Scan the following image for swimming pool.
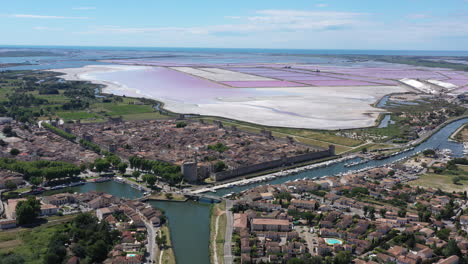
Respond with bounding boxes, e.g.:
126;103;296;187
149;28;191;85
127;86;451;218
324;238;343;245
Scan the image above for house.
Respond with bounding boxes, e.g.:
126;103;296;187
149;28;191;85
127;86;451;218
290;199;317;210
460;215;468;226
42;193;75;206
388;245;407;257
233;213;248;232
260;192;274;200
250;218;292;232
40;203;58;216
436;256;459;264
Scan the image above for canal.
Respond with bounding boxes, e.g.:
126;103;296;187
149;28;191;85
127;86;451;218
68;117;467;264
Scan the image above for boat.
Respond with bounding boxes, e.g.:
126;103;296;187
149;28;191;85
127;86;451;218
69;182;85;187
114;177;124;183
94;177;111;183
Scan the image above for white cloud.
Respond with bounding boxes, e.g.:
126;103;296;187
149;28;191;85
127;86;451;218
2;14;89;19
81;9;364;36
316;3;328;8
33;26;64;31
73;8;468;50
72;7;96;10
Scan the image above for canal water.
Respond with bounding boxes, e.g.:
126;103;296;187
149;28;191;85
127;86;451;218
68;117;467;264
215;117;468;196
69;181;211;264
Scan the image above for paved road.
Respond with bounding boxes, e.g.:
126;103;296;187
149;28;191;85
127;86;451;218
143;220;157;264
224;200;234;264
0;190;4;217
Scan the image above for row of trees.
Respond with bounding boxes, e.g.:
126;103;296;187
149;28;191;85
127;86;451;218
128;156;182;185
42;122;77;141
0;158;81;181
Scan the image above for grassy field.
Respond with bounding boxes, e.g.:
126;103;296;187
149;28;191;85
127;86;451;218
452;124;468;142
56;111;99;120
409;165;468;192
0;215;76;263
198;117;364;154
159;225;176;264
210;201;226;264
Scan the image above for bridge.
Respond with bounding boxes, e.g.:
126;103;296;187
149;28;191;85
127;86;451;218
184;193;223;203
134;193;223;203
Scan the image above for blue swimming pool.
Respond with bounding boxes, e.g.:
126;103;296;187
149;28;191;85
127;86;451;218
324;238;343;245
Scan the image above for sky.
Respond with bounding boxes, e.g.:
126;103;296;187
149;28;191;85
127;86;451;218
1;0;468;50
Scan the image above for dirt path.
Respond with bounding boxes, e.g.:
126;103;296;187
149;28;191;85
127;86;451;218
212;207;225;264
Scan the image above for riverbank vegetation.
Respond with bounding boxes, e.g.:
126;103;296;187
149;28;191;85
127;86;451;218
210;201;226;264
158;225;176;264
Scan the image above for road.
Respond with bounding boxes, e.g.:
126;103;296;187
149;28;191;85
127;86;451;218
224;200;234;264
143;220;157;264
0;190;4;217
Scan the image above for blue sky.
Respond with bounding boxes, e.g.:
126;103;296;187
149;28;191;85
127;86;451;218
1;0;468;50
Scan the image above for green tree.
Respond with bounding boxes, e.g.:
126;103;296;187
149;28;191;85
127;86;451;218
452;177;461;185
117;162;128;174
0;254;25;264
213;161;227;172
142;174;157;186
442;239;461;257
132;171;141;180
16;197;41;225
423;149;436;157
4;180;16;190
436;228;451;241
379;208;387;218
334;251;351;264
94;159;111;173
9;149;20;156
87;240;109;263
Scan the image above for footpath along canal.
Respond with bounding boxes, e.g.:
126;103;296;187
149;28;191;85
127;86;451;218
69;117;467;264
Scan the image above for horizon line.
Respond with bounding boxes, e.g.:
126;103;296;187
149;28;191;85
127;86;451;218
1;44;468;53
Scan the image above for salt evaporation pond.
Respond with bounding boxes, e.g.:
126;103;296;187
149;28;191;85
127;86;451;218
57;65;407;129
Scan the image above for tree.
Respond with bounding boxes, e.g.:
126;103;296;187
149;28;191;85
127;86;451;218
142;174;157;186
436;228;451;241
9;149;20;156
87;240;109;263
94;159;111;173
452;177;461;185
156;233;167;249
213;161;227;172
379;208;387;218
423;149;436;157
442;239;461;257
132;171;141;180
117;162;128;174
16;197;41;225
4;180;16;190
334;251;351;264
0;254;25;264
